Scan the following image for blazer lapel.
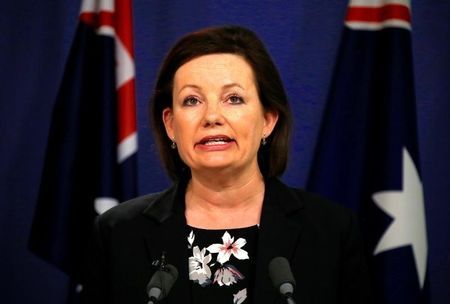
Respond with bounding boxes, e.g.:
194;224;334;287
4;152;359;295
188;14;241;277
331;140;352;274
254;178;304;304
141;181;192;304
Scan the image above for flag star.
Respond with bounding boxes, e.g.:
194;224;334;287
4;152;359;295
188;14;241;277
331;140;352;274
372;147;428;288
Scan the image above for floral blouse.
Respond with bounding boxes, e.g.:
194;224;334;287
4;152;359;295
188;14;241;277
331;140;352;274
187;225;259;304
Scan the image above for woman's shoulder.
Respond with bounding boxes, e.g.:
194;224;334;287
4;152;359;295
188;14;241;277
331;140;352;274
271;179;363;250
96;185;177;228
269;178;352;214
268;178;356;227
295;187;352;215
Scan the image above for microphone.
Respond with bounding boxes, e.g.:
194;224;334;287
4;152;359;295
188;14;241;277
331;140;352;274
268;257;297;304
146;264;179;304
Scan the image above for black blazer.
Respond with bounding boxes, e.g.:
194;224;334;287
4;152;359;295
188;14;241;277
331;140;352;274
81;178;371;304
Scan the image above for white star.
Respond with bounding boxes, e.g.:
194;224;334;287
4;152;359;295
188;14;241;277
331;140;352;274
372;147;428;288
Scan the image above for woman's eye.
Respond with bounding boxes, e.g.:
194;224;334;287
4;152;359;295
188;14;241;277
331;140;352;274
228;95;244;104
183;96;200;106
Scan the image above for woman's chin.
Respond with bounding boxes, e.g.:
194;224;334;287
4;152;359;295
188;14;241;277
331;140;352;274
191;160;243;175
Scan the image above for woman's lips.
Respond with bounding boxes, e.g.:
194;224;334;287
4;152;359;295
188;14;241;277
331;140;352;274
196;135;235;151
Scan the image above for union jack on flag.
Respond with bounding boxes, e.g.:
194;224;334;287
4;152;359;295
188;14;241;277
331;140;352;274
29;0;138;296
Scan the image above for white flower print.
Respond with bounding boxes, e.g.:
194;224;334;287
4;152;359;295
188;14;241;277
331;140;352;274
233;288;247;304
187;230;195;249
188;246;212;286
213;264;245;286
207;231;249;264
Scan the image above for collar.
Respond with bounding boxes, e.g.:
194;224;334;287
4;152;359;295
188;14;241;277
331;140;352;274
141;178;188;223
141;176;304;223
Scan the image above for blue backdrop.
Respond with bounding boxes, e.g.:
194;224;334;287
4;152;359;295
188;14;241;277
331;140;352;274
1;1;449;303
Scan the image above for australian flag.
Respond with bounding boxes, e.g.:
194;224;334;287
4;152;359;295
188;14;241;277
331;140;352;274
307;0;428;303
28;0;138;291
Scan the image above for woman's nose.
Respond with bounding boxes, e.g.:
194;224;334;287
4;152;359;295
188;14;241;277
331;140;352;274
203;101;224;127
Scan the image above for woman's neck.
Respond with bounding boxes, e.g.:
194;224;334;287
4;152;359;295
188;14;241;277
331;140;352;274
185;168;265;229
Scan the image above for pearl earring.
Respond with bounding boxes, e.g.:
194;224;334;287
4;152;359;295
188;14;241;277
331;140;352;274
261;134;267;146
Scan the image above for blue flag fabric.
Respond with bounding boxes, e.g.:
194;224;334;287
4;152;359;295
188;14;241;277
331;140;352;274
306;1;429;303
28;0;138;284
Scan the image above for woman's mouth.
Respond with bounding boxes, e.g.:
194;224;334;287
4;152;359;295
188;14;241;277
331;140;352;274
196;135;235;150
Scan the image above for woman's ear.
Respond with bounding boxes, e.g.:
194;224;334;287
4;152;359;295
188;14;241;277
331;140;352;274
263;110;279;137
162;107;174;139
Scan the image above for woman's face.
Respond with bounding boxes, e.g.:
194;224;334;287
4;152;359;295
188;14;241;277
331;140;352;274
163;53;278;176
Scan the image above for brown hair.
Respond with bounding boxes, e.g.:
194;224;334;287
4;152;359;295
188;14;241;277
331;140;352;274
150;25;292;180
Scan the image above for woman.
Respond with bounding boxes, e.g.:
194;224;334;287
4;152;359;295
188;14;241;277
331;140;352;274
82;26;371;304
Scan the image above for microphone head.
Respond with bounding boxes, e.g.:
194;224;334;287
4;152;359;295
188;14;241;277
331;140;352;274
268;257;296;292
163;264;179;293
146;264;179;299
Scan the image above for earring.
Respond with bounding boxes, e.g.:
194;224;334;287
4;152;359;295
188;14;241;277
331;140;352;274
261;134;267;146
171;138;176;149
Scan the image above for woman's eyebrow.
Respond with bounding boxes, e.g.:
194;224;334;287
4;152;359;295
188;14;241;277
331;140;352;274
222;83;245;90
176;84;201;95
